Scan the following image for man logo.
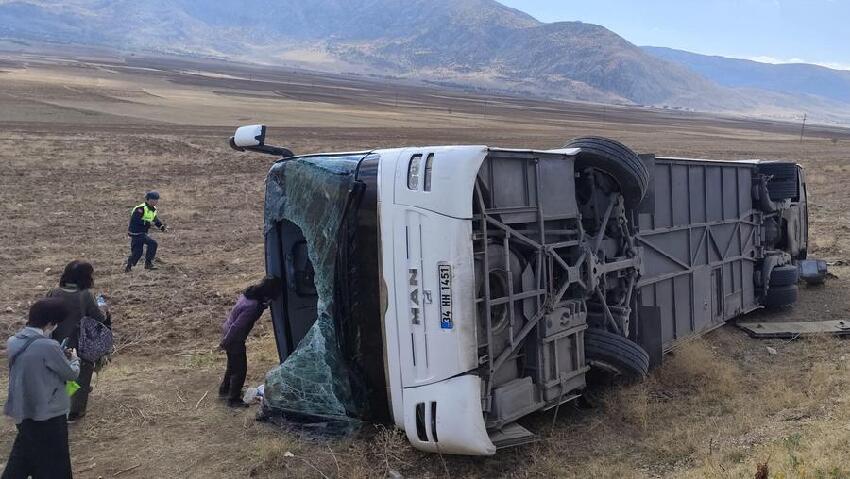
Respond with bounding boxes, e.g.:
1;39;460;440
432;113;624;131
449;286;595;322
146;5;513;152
409;268;420;324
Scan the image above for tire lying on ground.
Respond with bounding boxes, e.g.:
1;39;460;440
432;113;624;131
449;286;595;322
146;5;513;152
564;136;650;208
769;264;800;287
764;284;799;309
584;328;650;379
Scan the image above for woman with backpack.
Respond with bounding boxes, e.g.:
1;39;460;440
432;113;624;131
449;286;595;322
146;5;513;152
47;260;110;422
219;277;281;407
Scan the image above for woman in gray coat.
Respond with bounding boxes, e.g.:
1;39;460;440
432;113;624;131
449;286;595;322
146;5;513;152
3;298;80;479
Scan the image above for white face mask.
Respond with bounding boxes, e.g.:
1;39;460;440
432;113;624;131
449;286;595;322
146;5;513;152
44;324;57;337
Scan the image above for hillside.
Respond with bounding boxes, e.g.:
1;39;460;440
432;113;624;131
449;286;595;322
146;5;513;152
1;0;848;122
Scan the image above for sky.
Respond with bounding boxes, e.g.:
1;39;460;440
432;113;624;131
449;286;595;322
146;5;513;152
497;0;850;70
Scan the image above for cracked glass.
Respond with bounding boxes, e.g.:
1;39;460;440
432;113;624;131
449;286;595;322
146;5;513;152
262;155;365;427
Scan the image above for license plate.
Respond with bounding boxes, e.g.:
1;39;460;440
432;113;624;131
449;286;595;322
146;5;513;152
438;263;453;330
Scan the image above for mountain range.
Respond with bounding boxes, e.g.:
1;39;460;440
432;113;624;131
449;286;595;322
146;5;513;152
643;46;850;105
1;0;848;124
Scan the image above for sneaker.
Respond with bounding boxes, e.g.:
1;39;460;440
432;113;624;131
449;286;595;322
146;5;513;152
124;263;132;273
144;262;158;270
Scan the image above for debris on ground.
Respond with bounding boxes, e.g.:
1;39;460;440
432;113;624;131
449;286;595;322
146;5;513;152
738;320;850;339
243;384;264;403
799;259;829;285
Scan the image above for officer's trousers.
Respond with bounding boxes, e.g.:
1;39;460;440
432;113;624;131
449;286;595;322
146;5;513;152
128;234;158;266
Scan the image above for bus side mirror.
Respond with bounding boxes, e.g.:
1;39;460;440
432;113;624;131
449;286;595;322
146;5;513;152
232;124;266;149
229;124;294;158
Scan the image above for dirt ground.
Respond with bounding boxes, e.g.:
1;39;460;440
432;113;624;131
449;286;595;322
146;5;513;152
1;51;849;478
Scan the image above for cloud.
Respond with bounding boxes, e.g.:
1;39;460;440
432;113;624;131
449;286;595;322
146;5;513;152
749;56;850;71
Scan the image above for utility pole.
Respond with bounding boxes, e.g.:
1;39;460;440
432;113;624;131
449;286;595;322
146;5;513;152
800;113;807;144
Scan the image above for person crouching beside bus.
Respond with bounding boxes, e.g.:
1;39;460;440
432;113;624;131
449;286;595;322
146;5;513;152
3;298;80;479
218;277;281;408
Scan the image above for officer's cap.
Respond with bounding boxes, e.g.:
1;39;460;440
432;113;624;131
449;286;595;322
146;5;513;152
145;191;160;200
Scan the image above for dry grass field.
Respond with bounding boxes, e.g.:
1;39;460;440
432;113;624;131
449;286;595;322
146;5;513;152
1;51;849;478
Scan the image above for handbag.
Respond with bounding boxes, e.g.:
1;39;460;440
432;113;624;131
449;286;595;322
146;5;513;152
77;293;114;362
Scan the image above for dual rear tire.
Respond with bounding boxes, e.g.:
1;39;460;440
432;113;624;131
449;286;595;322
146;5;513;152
764;285;798;309
765;264;799;309
769;264;799;287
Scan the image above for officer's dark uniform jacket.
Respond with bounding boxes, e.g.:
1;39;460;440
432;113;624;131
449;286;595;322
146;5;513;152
128;203;163;235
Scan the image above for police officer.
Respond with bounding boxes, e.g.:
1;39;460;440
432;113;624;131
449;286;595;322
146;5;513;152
125;191;167;272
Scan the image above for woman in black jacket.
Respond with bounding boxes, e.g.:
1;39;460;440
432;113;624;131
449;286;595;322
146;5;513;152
47;260;110;421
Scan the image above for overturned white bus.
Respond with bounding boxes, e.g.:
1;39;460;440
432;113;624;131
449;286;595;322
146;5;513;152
230;125;812;455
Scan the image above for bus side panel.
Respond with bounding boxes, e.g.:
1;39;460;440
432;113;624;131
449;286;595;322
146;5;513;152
637;159;759;351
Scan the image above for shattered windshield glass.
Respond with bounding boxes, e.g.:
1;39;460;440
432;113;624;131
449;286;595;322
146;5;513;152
261;155;366;428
